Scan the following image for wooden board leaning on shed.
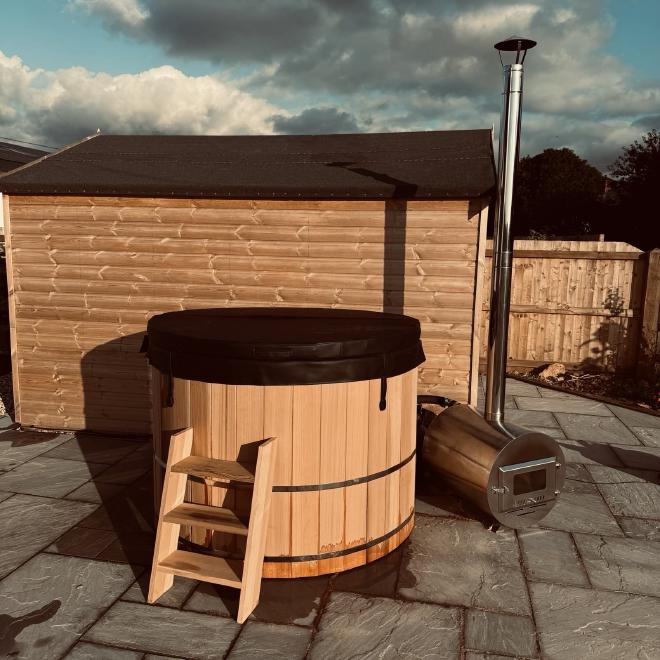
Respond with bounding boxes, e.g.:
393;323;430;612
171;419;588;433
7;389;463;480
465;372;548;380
4;195;489;434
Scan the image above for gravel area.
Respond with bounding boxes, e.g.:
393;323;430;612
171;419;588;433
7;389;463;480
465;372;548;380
0;373;14;418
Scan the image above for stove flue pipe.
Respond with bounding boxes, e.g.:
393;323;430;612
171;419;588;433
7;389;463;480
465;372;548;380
485;36;537;435
420;37;566;529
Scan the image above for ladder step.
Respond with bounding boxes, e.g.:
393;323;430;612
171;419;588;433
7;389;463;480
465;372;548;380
164;503;249;535
172;456;256;484
158;550;243;588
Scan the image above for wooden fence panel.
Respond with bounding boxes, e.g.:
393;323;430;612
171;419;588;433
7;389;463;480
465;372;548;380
480;240;646;371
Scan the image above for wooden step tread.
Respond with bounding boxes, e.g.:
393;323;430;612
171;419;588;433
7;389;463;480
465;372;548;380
164;503;249;535
172;455;256;484
158;550;243;588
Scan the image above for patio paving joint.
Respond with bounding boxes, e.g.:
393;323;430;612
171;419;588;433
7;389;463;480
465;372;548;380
514;529;542;659
568;531;594;589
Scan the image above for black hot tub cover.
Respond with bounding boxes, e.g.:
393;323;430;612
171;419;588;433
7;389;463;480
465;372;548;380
145;308;425;389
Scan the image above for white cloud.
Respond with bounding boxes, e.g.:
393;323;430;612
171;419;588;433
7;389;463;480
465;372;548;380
0;52;283;146
68;0;148;28
453;4;541;39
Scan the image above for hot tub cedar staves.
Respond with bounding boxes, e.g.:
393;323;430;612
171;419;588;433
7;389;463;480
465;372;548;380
0;132;495;434
151;369;419;578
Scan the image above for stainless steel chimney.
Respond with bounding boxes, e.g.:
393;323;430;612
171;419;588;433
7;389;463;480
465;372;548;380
421;37;566;529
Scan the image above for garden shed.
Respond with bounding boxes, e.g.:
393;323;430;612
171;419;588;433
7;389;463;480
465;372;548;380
0;130;495;435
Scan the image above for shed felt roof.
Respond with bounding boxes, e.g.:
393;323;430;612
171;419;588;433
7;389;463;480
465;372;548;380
0;130;495;199
0;141;49;174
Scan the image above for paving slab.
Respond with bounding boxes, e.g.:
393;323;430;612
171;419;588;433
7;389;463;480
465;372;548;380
587;465;660;520
556;438;621;466
228;621;312;659
122;573;197;608
398;516;530;615
0;553;135;659
65;480;125;503
554;412;639;445
84;600;240;659
617;516;660;541
78;483;154;535
96;532;155;565
608;404;660;429
44;434;140;464
0;429;72;471
530;582;660;660
309;592;460;660
538;467;623;537
537;387;574;398
0;456;108;498
610;444;660;470
64;642;143;659
184;575;330;626
502;410;559;428
518;528;589;587
573;533;660;597
474;395;518;413
332;545;402;597
465;609;537;658
516;397;612;415
631;426;660;447
47;525;117;559
0;415;16;429
0;494;97;579
503;380;541;397
465;654;533;660
94;448;152;485
526;425;566;439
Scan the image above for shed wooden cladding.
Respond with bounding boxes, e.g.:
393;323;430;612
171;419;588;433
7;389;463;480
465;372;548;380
152;369;417;578
4;194;489;433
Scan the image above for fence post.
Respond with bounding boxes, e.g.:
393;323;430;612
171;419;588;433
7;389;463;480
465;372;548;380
637;248;660;381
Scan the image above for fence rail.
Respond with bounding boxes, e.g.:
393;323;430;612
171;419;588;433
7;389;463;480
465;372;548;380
479;240;659;374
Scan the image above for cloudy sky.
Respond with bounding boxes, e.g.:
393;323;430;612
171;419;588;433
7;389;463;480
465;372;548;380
1;0;658;171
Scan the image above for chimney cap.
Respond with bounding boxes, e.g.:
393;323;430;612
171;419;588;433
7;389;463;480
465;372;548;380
494;35;537;52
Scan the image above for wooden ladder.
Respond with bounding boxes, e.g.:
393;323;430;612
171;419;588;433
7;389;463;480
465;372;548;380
148;428;277;623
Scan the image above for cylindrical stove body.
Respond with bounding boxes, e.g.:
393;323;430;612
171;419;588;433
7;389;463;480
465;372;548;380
422;404;565;528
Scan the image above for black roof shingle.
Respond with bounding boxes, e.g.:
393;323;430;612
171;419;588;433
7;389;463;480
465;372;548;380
0;141;49;174
0;131;495;199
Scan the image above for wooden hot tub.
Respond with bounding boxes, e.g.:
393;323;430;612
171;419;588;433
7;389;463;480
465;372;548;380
146;308;425;578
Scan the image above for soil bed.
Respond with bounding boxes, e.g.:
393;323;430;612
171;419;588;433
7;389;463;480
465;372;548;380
509;365;659;414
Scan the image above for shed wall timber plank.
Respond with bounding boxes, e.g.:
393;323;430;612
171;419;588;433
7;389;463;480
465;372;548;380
7;195;487;432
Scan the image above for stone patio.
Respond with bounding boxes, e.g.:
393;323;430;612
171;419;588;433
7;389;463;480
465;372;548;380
0;377;659;659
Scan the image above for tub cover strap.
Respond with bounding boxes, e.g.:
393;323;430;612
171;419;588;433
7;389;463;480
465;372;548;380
166;352;174;407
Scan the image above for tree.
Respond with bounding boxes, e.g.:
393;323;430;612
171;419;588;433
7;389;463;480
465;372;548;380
512;148;605;238
609;130;660;249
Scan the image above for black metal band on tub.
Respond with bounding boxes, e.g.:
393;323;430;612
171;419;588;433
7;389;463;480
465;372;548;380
178;511;415;563
273;448;415;492
172;448;416;492
264;511;414;562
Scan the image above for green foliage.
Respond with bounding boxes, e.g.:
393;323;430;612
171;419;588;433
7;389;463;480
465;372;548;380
513;148;605;237
611;129;660;191
608;130;660;249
